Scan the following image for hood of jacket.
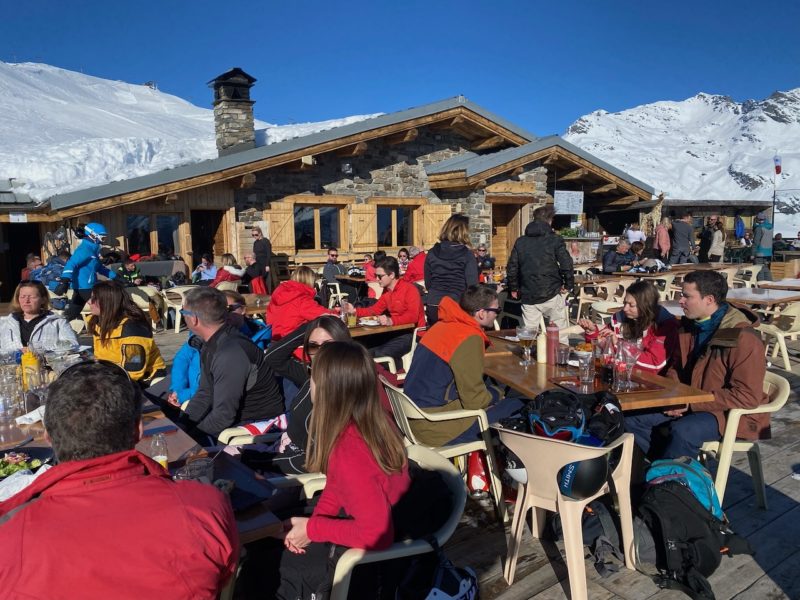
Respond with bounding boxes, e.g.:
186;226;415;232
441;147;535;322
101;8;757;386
269;280;316;307
524;221;552;237
436;297;488;344
222;265;245;277
430;241;471;261
757;221;774;231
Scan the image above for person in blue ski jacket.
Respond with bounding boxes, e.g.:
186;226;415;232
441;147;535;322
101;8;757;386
54;223;117;322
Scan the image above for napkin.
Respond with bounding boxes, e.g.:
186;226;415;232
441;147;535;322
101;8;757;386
15;405;45;425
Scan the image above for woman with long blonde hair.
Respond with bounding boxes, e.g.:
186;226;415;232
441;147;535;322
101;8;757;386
424;214;479;325
266;265;335;340
272;341;409;595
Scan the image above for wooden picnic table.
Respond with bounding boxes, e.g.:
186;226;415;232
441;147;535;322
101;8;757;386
243;293;270;316
573;274;620;286
348;322;415;338
757;278;800;291
726;287;800;308
772;249;800;261
483;352;713;411
335;274;366;283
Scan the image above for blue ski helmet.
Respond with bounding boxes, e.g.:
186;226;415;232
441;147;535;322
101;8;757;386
84;222;108;244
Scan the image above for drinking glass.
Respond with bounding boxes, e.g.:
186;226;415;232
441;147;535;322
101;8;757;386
516;326;536;367
621;340;643;391
556;344;571;366
576;352;595;384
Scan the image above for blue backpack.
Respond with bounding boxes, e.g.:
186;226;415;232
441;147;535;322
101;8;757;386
645;456;723;521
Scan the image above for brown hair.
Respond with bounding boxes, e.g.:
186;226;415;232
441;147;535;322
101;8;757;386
222;289;246;305
87;281;149;344
438;214;471;245
302;315;351;362
533;205;555;223
305;341;406;475
622;280;660;340
11;281;50;315
460;284;498;315
291;265;317;288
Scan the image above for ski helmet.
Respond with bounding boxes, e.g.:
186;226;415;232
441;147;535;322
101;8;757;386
84;222;108;244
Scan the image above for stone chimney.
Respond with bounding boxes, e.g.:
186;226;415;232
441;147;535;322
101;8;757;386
208;68;257;156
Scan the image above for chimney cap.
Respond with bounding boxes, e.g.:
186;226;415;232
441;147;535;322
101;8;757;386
207;67;257;88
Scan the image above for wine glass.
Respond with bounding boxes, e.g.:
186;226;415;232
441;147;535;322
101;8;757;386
621;340;643;391
516;326;536;367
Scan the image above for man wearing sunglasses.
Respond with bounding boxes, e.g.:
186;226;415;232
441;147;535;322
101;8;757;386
322;246;357;303
179;287;284;443
404;285;523;446
0;361;239;598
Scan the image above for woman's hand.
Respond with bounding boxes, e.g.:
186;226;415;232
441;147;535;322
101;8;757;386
284;516;311;554
577;318;598;334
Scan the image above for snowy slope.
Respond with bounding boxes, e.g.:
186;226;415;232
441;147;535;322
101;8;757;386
0;62;377;202
564;89;800;235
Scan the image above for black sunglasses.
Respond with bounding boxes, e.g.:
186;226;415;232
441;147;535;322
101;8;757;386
482;307;501;313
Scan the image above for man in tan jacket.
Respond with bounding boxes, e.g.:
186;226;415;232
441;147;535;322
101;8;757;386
625;270;768;459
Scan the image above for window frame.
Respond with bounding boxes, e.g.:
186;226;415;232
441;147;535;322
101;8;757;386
367;197;425;251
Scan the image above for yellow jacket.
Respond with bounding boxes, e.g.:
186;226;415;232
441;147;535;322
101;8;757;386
92;317;166;383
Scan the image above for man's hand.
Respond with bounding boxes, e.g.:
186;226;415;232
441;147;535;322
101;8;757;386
341;301;356;315
378;315;392;326
284;516;311;554
167;392;180;407
664;405;688;418
510;291;519;300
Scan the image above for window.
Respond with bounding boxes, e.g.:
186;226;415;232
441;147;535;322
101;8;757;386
377;206;414;248
294;205;341;251
126;215;150;256
156;215;179;256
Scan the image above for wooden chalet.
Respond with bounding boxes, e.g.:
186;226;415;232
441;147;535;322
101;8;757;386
0;68;656;298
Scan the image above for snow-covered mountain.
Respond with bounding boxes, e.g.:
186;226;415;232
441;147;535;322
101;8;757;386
564;89;800;235
0;62;377;202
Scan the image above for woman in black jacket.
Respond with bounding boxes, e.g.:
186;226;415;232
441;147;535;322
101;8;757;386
424;214;479;325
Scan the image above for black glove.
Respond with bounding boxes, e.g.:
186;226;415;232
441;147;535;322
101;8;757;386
54;279;70;296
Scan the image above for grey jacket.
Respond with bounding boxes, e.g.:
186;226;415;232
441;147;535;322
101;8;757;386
0;312;79;352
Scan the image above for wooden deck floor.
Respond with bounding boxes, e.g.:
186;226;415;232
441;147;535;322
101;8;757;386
136;329;800;599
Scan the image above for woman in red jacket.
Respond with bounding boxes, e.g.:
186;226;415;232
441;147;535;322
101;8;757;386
268;341;409;597
578;280;679;373
266;266;335;340
209;253;245;288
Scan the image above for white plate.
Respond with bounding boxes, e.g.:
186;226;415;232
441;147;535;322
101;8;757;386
503;335;520;342
359;319;380;327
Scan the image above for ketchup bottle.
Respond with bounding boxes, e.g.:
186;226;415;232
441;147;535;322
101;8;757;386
546;322;559;365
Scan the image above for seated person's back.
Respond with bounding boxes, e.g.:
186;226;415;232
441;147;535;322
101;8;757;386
0;362;238;599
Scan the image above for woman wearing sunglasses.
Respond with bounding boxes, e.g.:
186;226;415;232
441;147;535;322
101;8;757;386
266;341;409;595
0;280;78;352
87;281;166;384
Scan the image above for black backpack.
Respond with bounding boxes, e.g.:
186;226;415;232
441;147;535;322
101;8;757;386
636;481;753;600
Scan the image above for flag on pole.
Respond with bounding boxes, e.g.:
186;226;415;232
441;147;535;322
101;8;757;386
774;155;782;175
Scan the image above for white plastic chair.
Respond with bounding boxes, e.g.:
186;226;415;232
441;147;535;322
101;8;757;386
304;445;467;600
161;285;196;333
700;372;790;509
652;273;676;301
495;427;635;599
733;264;763;288
125;286;167;332
756;302;800;371
380;377;507;522
373;326;426;378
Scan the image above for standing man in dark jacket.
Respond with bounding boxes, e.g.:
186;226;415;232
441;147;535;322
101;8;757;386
669;213;695;264
180;287;283;442
507;205;573;341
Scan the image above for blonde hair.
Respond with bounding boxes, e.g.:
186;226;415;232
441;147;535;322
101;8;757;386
660;216;671;227
439;214;471;245
306;342;406;475
11;281;49;315
221;253;237;267
291;265;317;288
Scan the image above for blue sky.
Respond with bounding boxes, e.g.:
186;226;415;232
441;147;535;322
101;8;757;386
3;0;799;135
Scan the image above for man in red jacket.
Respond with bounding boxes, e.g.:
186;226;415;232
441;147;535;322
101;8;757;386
344;256;425;365
0;362;239;600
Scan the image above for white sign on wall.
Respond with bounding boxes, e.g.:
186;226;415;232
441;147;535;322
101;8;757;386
554;190;584;215
9;213;28;223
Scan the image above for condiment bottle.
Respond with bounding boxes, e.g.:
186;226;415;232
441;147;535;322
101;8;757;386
536;330;547;364
20;350;40;392
546;323;559;365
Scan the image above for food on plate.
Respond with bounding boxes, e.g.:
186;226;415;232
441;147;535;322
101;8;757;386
575;342;593;353
358;318;380;326
0;452;43;477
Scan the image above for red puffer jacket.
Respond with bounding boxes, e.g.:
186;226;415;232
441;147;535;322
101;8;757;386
266;280;334;340
0;450;239;600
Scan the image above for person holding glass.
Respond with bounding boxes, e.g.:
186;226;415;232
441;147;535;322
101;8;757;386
577;280;679;374
0;281;78;352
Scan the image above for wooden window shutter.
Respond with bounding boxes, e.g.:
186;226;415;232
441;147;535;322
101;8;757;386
349;203;377;253
421;204;452;248
263;202;296;255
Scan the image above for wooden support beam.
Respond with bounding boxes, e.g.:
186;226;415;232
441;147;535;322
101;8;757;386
589;183;617;194
557;168;587;182
470;135;505;151
429;116;465;132
240;173;257;189
385;128;418;146
474;180;487;190
164;192;179;205
543;154;561;167
607;194;639;206
336;142;368;157
510;167;524;178
285;155;317;172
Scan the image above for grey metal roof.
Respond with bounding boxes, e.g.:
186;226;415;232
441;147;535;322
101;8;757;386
0;179;33;204
49;96;537;211
664;198;772;206
425;135;655;195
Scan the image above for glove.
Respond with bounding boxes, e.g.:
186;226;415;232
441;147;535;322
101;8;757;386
53;279;70;296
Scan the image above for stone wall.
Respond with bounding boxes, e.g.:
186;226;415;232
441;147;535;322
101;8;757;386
214;100;256;155
234;129;472;214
